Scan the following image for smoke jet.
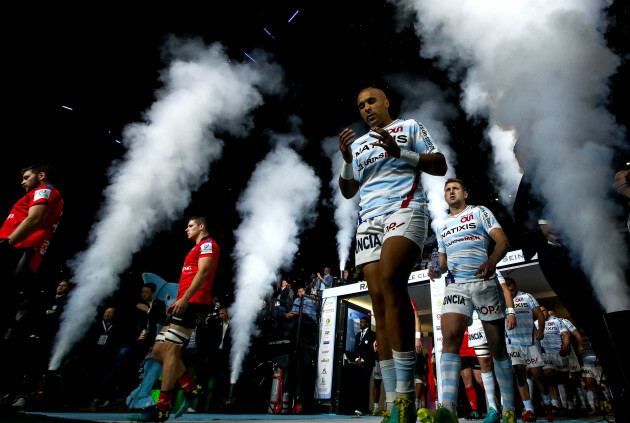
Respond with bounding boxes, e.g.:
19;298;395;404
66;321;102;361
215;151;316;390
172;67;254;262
395;0;629;311
49;39;283;370
229;131;321;384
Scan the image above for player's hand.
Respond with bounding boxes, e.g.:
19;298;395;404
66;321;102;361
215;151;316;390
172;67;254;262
540;223;562;247
577;344;584;356
369;126;401;158
535;326;544;341
559;345;569;357
339;128;356;163
356;358;363;367
474;260;496;280
167;299;188;316
415;338;423;354
373;340;378;352
505;314;516;330
428;266;437;281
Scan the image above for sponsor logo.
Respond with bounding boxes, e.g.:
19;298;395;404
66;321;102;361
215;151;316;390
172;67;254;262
359;282;368;291
394;135;408;143
34;188;51;201
388;125;403;134
444;234;481;248
7;214;14;219
443;294;466;306
460;214;473;223
326;318;331;324
322;368;327;374
526;358;539;365
182;265;193;271
440;223;477;238
39;239;50;255
356;234;383;253
323;341;330;344
436;313;442;319
357;152;388;171
510;350;522;358
385;221;406;233
321;358;330;363
322;350;330;354
515;302;529;308
515;297;525;303
200;242;213;254
436;326;441;331
325;331;330;335
469;332;484;341
476;305;500;315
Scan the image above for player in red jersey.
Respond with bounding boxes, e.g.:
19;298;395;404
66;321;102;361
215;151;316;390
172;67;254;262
0;165;63;277
134;216;219;422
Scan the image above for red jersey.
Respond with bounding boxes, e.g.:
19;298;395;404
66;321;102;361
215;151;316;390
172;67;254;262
460;329;476;357
0;185;63;272
410;299;418;312
177;236;219;305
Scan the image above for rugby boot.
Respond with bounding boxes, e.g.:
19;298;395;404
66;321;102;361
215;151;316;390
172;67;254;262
465;410;481;419
483;406;501;423
417;406;458;423
502;409;516;423
545;404;554;421
127;405;169;422
520;409;536;422
382;397;415;423
173;384;203;418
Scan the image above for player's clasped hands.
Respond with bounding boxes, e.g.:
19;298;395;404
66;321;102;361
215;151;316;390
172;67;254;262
369;126;401;158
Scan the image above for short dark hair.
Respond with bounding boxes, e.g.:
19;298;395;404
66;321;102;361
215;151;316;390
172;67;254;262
22;164;55;181
504;276;516;286
188;216;208;227
142;282;157;293
360;316;370;323
444;178;467;192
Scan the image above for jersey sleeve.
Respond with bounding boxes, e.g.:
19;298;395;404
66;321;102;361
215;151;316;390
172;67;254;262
411;121;440;155
31;187;53;206
199;239;217;257
528;294;540;310
497;271;505;284
562;319;576;333
437;229;445;253
478;206;501;234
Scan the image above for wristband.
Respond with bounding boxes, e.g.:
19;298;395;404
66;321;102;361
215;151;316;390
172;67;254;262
506;307;515;315
398;149;420;167
341;161;354;180
415;332;422;339
538;219;550;225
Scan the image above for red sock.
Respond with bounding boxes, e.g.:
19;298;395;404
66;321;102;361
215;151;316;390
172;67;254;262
178;371;196;392
157;390;174;411
465;385;478;411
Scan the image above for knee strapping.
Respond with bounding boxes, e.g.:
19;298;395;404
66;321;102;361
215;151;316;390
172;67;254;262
163;328;190;345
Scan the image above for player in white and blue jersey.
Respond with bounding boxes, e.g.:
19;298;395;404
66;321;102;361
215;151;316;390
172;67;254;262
504;277;553;421
338;87;447;423
536;306;570;414
428;178;515;422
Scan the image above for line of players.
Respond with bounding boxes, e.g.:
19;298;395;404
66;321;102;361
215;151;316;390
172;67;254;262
456;275;608;421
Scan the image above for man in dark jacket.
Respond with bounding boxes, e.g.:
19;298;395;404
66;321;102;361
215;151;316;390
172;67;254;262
353;317;376;414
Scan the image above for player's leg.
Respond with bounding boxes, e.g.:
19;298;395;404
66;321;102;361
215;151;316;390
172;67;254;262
482;319;515;419
440;311;469;415
461;366;480;416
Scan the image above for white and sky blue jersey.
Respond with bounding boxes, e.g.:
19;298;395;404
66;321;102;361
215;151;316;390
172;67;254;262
536;316;568;353
437;205;502;283
351;119;440;222
506;291;540;346
558;317;576;334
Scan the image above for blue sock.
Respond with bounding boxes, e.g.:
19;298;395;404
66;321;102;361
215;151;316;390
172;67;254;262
393;350;416;399
494;359;515;412
439;353;461;414
380;359;397;410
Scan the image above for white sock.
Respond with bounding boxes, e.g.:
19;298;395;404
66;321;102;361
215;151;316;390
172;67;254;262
558;384;568;408
552;398;561;407
541;394;551;405
526;378;535;399
587;390;596;409
481;371;499;411
523;399;534;412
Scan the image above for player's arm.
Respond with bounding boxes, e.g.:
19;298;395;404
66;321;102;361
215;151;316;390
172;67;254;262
338;128;359;199
474;227;510;279
560;330;570;356
500;282;517;330
415;310;423;353
532;306;545;340
169;256;215;315
571;328;584;356
8;203;49;246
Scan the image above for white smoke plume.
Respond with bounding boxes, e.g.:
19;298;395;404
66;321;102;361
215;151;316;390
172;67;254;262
387;76;458;232
395;0;629;311
49;39;284;370
322;133;361;273
229;137;321;384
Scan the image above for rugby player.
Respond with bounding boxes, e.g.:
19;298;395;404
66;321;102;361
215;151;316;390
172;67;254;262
535;306;569;417
338;87;447;422
428;178;515;422
504;277;554;421
133;216;219;422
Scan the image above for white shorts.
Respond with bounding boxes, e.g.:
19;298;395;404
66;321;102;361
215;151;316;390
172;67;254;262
507;344;544;368
373;360;382;380
467;313;487;347
565;348;581;372
582;356;602;380
543;352;564;370
441;276;506;325
355;208;428;268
